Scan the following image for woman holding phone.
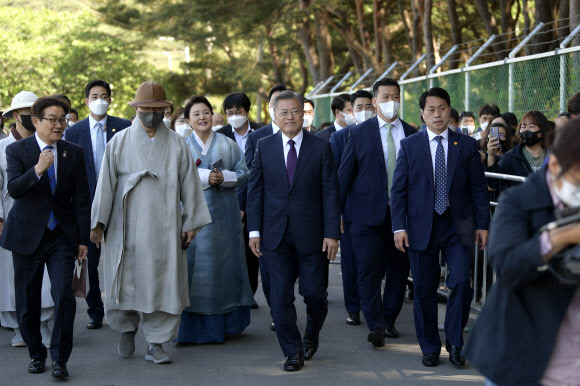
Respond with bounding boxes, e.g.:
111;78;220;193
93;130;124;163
176;95;254;344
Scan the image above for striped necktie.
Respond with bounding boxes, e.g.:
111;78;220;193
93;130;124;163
44;145;58;230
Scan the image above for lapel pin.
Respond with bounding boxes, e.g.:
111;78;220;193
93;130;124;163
453;142;458;145
112;129;116;133
63;150;67;158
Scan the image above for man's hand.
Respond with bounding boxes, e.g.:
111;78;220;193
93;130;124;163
340;218;344;234
547;222;580;260
240;211;245;220
208;169;224;186
34;149;54;175
249;237;262;258
90;223;104;248
394;231;409;253
77;245;88;261
182;229;199;244
475;229;488;250
322;238;339;261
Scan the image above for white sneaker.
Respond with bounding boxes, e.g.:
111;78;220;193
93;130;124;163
145;344;171;364
40;322;51;348
12;329;26;347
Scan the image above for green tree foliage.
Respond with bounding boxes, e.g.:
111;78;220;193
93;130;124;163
0;6;160;120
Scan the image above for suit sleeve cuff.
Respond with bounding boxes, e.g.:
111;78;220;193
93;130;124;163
220;170;238;188
249;231;260;238
197;168;211;190
394;229;406;234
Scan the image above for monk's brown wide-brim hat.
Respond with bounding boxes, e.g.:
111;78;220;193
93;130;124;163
128;81;173;108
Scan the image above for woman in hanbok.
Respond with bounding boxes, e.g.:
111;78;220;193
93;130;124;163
176;95;254;343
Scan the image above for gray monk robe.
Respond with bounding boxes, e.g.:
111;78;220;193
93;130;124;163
91;120;211;343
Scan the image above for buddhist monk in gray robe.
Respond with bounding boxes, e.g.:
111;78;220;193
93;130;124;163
90;82;211;364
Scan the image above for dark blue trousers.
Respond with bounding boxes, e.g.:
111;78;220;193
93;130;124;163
259;255;271;309
408;210;473;355
350;208;409;331
264;231;328;357
340;221;361;314
86;241;104;321
12;228;76;363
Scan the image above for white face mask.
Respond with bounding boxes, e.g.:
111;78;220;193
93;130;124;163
228;115;247;129
302;115;314;128
163;117;172;127
342;112;356;126
354;110;375;124
68;120;75;127
269;107;275;122
212;124;223;131
88;99;109;116
379;101;400;120
480;121;489;131
175;124;193;138
553;173;580;207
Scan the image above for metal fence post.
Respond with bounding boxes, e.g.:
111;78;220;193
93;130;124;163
558;24;580;111
400;54;426;121
508;22;545;112
376;61;399;82
330;71;353;94
464;35;497;112
349;68;374;91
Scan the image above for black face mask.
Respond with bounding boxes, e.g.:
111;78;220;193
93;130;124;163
138;111;164;130
520;130;541;147
19;114;36;132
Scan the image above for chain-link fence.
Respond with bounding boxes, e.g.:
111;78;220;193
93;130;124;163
310;25;580;128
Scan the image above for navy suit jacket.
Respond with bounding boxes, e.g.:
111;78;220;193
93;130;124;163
217;121;264;210
338;117;417;227
246;130;341;254
390;129;490;251
329;124;355;222
65;115;130;199
0;137;91;255
315;124;336;141
242;123;275;211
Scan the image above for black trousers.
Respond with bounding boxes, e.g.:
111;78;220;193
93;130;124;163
86;241;104;320
13;227;77;363
243;213;259;294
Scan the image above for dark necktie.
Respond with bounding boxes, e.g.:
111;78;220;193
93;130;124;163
286;139;297;185
434;136;447;215
44;146;58;230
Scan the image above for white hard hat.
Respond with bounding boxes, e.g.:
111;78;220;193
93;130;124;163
3;91;38;118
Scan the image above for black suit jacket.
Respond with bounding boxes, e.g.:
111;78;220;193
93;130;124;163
0;136;91;255
65;115;130;199
465;168;576;385
247;130;341;254
315;124;336;141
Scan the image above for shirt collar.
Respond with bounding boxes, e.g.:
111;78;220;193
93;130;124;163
35;133;56;151
272;122;280;134
427;127;449;142
89;115;108;131
377;115;401;129
334;121;345;131
281;130;304;147
231;125;250;138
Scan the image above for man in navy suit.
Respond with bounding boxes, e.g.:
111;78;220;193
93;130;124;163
65;79;130;330
391;87;489;368
244;84;286;327
216;92;263;299
247;90;340;372
0;97;90;378
316;93;354;141
329;89;374;326
338;79;417;348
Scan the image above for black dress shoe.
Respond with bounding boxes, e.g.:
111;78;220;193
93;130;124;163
283;351;304;372
422;353;440;367
446;341;466;368
270;321;275;331
346;312;360;325
87;318;103;329
52;361;69;378
385;323;400;338
367;328;385;347
303;334;319;360
28;358;46;374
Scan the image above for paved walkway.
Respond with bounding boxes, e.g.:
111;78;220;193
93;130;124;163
0;264;484;385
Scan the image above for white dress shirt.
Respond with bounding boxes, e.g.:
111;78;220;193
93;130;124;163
378;115;405;175
89;115;108;167
334;121;346;131
249;130;303;239
35;134;57;180
272;122;281;134
232;124;250;151
193;130;238;190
